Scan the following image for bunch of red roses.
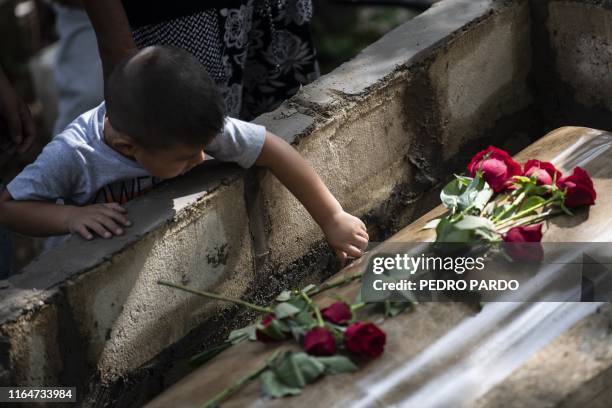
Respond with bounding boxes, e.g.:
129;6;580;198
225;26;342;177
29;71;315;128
429;146;596;261
257;297;385;358
159;277;391;405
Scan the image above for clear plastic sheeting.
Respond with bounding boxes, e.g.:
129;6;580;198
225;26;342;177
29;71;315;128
345;302;600;408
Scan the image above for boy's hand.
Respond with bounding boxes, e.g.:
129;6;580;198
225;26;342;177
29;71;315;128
66;203;131;240
321;210;369;265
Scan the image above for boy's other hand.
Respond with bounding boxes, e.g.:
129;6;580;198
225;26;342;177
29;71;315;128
66;203;131;240
322;211;369;265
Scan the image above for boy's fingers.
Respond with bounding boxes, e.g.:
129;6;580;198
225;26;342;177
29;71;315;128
85;220;112;239
74;225;93;240
357;229;369;240
354;234;369;249
334;249;348;266
343;244;363;258
103;207;131;226
95;215;123;235
104;203;127;213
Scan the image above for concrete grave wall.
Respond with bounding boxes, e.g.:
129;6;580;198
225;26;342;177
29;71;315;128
0;0;610;403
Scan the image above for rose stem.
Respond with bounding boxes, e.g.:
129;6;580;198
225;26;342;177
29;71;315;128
158;280;273;314
300;291;325;327
308;273;363;297
201;350;281;408
492;190;526;222
496;209;562;234
494;196;558;227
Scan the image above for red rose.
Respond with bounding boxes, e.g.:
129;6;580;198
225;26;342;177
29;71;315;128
503;224;544;262
556;166;596;207
344;322;386;358
467;146;522;192
256;314;282;343
523;160;561;186
321;302;352;325
303;327;336;356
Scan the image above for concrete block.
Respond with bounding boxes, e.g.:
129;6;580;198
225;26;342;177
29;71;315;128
548;1;612;111
66;179;255;381
252;102;315;144
293;0;494;110
428;0;532;160
2;305;62;386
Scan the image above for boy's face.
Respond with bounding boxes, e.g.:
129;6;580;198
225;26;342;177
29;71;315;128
134;143;206;179
103;118;207;179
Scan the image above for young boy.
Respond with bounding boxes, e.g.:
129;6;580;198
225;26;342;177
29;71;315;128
0;46;368;262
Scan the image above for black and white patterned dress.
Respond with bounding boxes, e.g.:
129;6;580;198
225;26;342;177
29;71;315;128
124;0;320;120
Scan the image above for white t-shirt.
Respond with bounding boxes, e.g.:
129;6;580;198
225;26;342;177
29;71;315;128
7;102;266;205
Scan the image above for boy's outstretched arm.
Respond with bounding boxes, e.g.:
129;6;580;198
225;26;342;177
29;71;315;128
254;132;369;262
0;190;130;239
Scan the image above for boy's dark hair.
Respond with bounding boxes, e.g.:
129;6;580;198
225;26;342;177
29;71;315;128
106;45;225;150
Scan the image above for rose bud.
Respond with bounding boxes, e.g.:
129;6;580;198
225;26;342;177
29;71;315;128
523;160;561;186
503;224;544;262
556;166;596;207
255;314;283;343
321;302;352;325
344;322;386;358
467;146;522;192
304;327;337;356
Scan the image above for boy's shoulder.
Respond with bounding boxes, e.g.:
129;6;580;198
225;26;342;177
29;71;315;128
54;101;106;148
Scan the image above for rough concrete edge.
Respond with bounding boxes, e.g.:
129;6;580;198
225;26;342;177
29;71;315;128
0;165;244;326
290;0;507;114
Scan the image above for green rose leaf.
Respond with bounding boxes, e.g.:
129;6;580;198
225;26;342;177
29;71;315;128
274;302;302;319
286;297;308;312
436;215;497;243
256;318;288;341
288;311;318;341
293;310;317;327
440;178;465;212
261;370;302;398
384;300;411;317
519;195;546;215
441;174;493;213
435;217;475;243
229;324;257;343
275;290;293;302
273;352;326;388
316;355;359;375
421;218;441;230
302;284;317;294
458;174;493;211
454;215;495;231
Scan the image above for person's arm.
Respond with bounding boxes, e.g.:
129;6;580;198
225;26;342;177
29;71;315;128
0;66;36;167
254;132;369;262
0;190;130;239
80;0;136;79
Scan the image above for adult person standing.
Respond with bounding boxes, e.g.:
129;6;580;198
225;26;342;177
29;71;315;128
80;0;319;120
0;66;37;278
52;0;104;135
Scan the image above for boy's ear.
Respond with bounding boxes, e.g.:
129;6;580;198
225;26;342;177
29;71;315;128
110;134;139;157
105;117;139;157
